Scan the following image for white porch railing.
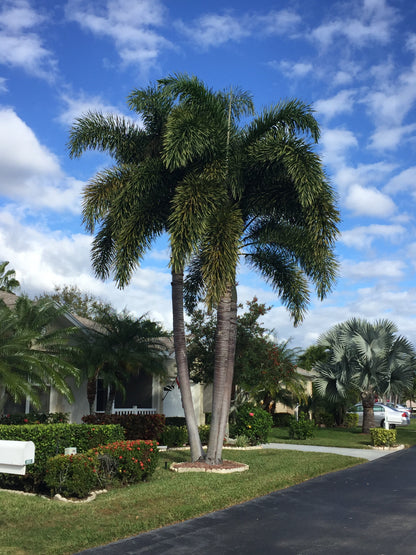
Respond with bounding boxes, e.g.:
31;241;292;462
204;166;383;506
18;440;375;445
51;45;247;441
112;405;157;416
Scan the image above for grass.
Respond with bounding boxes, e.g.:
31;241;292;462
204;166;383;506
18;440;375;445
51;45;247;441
3;420;416;554
267;419;416;448
0;448;363;554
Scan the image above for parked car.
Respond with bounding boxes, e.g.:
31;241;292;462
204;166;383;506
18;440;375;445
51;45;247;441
347;403;410;428
385;403;412;418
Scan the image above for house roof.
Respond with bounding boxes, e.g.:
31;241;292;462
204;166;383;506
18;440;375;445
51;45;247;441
0;290;19;308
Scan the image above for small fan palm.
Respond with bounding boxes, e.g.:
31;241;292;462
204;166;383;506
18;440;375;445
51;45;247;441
314;318;416;433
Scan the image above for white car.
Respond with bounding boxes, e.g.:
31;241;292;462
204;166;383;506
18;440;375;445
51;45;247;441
347;403;410;429
385;403;412;418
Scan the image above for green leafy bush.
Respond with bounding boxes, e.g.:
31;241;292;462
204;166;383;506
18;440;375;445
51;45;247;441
232;404;273;445
370;427;397;447
0;412;69;425
234;435;249;447
82;414;165;440
198;425;210;444
0;423;124;492
272;413;293;427
344;413;359;428
45;453;101;499
288;414;315;440
159;425;188;447
165;417;186;427
314;411;335;428
93;440;159;484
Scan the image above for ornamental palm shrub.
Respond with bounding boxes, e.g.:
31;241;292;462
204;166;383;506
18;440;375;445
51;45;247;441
232;403;273;445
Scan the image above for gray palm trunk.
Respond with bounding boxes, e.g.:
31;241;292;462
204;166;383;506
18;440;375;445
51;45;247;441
206;284;237;464
361;391;376;433
171;270;205;461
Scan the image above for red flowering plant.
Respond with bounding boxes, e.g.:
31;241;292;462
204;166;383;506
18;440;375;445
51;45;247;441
231;403;273;445
92;439;159;485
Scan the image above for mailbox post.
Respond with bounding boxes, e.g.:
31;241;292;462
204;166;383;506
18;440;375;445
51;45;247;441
0;440;35;475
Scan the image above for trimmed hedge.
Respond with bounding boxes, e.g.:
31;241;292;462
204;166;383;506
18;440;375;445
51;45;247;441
82;414;165;440
370;427;397;447
0;412;69;425
0;423;124;492
45;439;159;498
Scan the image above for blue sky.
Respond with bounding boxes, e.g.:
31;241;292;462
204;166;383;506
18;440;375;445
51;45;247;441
0;0;416;349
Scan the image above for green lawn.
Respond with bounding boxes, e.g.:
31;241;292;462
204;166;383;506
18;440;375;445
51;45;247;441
0;448;362;555
2;421;416;554
267;418;416;448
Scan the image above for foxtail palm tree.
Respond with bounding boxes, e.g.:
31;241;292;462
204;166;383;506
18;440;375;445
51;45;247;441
68;86;206;460
314;318;416;433
0;261;20;292
161;74;339;463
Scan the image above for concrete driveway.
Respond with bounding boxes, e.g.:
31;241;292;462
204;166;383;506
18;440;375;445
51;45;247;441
78;445;416;554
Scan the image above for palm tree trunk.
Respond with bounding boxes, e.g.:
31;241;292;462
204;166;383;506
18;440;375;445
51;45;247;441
171;269;204;462
361;391;375;433
206;284;235;464
105;383;116;415
87;370;99;415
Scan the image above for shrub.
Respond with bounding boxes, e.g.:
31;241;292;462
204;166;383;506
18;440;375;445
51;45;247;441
159;425;188;447
93;440;159;484
45;453;101;499
165;417;186;427
82;414;165;440
0;412;69;425
314;411;335;428
234;435;249;447
0;423;124;493
272;413;293;427
370;427;397;447
232;404;273;445
198;425;210;444
288;414;315;440
344;413;359;428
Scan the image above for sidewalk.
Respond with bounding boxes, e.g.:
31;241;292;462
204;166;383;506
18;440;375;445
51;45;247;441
78;445;415;554
262;441;403;460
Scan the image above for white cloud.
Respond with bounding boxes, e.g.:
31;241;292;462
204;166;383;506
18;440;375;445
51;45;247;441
311;0;398;47
341;224;406;250
277;61;313;78
0;78;7;93
369;124;416;150
177;9;301;49
0;208;174;329
341;259;406;281
384;167;416;196
65;0;172;73
321;128;358;167
0;0;56;79
0;107;82;212
315;90;356;121
345;183;396;217
58;91;131;126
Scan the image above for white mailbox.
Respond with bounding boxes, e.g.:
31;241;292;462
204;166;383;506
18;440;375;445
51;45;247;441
0;440;35;475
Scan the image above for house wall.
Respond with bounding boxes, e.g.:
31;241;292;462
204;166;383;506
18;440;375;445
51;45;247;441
50;378;89;424
162;382;205;425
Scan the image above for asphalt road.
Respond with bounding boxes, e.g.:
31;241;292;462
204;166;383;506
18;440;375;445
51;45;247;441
78;445;416;554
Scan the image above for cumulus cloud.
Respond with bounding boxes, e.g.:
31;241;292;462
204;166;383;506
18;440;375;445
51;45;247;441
315;90;356;121
65;0;172;73
276;61;313;78
341;224;406;250
176;9;301;49
0;0;56;79
0;107;82;212
369;124;416;151
0;208;173;329
311;0;398;48
341;258;406;281
345;183;396;217
58;90;131;127
384;167;416;197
